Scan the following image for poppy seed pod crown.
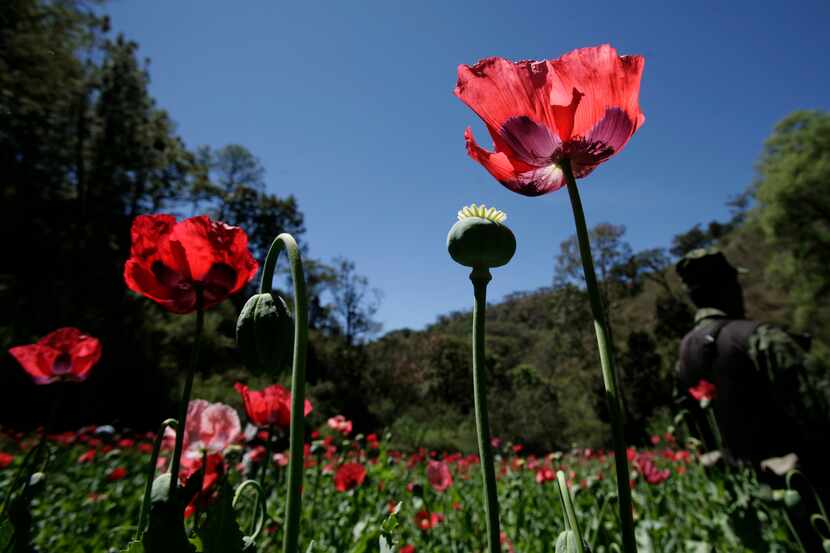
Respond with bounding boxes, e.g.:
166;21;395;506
236;292;294;374
447;204;516;268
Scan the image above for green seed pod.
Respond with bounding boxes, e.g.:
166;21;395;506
236;292;294;374
447;204;516;268
784;489;801;507
822;538;830;553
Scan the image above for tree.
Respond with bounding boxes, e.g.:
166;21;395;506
327;257;382;346
754;111;830;333
555;223;638;313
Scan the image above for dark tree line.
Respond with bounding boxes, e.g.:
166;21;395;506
0;0;382;430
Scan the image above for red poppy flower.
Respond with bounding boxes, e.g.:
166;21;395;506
334;462;366;492
455;44;645;196
8;328;102;385
124;214;258;314
426;460;453;493
181;453;225;518
0;453;13;469
688;379;716;403
414;510;444;532
106;467;128;482
400;546;415;553
234;382;312;429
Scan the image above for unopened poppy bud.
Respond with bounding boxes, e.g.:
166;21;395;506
447;204;516;268
822;538;830;553
236;292;294;374
784;489;800;507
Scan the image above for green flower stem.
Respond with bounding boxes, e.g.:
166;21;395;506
704;407;723;452
260;233;308;553
557;471;586;553
562;158;637;553
137;418;177;539
168;287;204;498
259;426;275;488
470;266;501;553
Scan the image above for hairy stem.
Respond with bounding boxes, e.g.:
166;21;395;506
470;267;501;553
562;158;637;553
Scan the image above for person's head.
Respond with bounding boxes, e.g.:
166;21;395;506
675;248;745;317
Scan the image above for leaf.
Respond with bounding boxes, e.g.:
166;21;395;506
119;540;144;553
556;530;579;553
197;481;249;553
379;535;394;553
142;498;196;553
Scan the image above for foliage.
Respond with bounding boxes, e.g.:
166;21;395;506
0;426;808;552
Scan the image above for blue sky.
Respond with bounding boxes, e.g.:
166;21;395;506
106;0;830;333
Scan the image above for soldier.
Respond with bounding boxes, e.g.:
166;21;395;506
675;248;810;467
675;248;827;550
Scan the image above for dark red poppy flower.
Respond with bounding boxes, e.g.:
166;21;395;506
234;382;312;429
334;462;366;492
414;510;444;532
0;453;13;469
124;214;258;314
688;379;716;403
8;328;102;385
106;467;128;482
455;44;645;196
181;453;225;518
426;460;453;493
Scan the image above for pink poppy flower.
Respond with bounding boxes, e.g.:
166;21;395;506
455;44;645;196
426;460;453;493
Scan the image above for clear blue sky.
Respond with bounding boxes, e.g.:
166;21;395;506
106;0;830;333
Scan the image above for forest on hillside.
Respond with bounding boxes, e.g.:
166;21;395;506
2;0;829;454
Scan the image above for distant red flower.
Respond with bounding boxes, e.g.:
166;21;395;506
78;449;96;464
334;462;366;492
182;453;225;518
8;328;101;385
455;44;645;196
366;433;379;449
0;453;13;469
327;415;352;436
118;438;135;449
688;379;716;403
106;467;127;482
535;467;555;485
138;443;153;454
400;546;415;553
414;510;444;532
124;214;258;314
650;435;661;446
234;382;312;429
426;460;453;493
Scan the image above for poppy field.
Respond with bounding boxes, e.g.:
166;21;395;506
5;6;830;549
0;420;803;552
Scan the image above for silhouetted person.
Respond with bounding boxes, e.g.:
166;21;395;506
676;248;827;551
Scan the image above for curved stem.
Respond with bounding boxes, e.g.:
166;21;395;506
233;479;265;542
136;418;177;539
168;288;204;498
470;267;500;553
260;234;308;553
562;158;637;553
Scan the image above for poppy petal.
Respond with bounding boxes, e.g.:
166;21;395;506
8;344;59;385
550;44;644;140
499;116;562;166
455;57;563;135
465;127;565;196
